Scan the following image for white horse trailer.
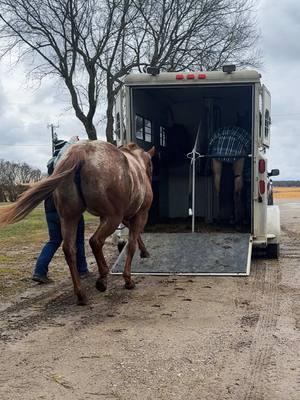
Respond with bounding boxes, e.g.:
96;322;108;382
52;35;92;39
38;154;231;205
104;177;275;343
112;68;280;276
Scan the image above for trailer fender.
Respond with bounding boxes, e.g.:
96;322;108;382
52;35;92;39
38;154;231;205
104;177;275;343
267;205;281;244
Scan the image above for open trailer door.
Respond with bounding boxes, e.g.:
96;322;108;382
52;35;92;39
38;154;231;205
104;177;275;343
114;87;126;147
260;84;272;148
112;232;253;276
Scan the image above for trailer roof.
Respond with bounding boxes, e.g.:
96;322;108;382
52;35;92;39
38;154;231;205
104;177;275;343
124;70;261;86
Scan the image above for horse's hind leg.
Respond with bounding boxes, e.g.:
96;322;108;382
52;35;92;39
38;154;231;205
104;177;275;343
123;210;149;289
89;216;121;292
61;217;87;305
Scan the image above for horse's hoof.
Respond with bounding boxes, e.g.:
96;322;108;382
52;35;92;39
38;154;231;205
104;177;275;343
140;251;150;258
124;281;135;290
77;293;88;306
96;278;107;292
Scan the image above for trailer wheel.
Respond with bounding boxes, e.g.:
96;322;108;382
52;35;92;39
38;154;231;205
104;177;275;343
268;192;274;205
267;243;280;259
117;240;127;254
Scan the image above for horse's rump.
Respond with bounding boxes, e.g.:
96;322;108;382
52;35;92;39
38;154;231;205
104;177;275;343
58;141;151;219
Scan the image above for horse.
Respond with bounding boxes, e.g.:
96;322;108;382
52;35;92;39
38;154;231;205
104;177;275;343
0;141;155;305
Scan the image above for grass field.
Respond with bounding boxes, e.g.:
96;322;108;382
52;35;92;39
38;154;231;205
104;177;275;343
0;204;99;244
0;205;48;244
273;186;300;200
0;203;99;297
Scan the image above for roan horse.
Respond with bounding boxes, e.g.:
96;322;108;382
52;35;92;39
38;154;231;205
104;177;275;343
0;141;155;305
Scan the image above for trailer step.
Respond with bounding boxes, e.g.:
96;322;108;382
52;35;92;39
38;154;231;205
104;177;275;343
111;232;252;276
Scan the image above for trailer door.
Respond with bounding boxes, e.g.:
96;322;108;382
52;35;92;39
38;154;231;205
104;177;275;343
114;87;126;146
261;85;271;147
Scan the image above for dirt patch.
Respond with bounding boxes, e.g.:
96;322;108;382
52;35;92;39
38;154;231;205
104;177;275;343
0;218;113;299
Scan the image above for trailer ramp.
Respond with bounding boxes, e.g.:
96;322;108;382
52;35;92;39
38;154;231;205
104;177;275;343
111;232;252;276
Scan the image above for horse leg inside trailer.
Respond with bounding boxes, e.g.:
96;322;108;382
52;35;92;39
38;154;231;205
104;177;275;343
123;210;149;289
233;158;245;225
138;235;150;258
122;219;150;258
90;215;122;292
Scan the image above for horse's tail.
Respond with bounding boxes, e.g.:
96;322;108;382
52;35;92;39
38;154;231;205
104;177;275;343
0;147;85;226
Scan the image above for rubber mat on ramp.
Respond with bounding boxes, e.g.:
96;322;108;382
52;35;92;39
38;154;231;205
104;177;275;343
111;232;252;276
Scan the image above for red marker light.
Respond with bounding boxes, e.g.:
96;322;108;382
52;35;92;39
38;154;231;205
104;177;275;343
259;180;266;194
198;74;206;79
187;74;195;79
176;74;184;80
258;159;265;173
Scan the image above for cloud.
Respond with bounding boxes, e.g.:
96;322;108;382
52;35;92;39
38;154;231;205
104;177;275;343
269;122;299;179
261;0;300;63
258;0;300;179
0;63;97;172
0;2;299;180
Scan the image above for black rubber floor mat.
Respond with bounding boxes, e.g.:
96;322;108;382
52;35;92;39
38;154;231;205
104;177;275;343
111;232;252;275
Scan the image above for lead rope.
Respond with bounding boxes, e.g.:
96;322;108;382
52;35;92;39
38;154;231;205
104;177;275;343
187;121;202;233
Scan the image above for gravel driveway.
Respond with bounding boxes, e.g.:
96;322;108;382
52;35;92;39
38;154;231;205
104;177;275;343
0;200;299;400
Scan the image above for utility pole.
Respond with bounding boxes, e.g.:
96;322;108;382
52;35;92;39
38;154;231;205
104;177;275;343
48;123;59;155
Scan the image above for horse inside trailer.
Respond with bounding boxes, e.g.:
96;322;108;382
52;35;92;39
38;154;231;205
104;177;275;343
112;70;280;275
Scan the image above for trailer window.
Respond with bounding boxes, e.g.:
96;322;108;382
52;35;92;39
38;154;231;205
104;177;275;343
259;112;262;138
259;94;263;138
160;126;167;147
265;109;271;139
145;119;152;142
135;115;143;139
135;115;153;142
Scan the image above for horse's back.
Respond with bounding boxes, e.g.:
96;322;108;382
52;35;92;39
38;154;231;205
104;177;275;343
74;141;130;216
57;140;149;219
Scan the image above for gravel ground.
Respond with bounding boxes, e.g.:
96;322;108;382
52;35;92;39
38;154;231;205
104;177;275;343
0;200;299;400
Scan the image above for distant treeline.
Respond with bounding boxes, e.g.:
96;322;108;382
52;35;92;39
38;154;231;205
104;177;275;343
0;159;42;202
273;181;300;187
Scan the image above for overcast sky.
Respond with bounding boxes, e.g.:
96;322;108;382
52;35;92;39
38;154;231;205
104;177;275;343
0;0;299;179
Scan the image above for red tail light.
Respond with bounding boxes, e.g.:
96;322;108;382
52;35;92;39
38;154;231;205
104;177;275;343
259;180;266;194
176;74;184;80
258;159;265;173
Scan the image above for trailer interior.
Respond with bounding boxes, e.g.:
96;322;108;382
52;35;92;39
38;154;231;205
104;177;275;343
131;84;254;232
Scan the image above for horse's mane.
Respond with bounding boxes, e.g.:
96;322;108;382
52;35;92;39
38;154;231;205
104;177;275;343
120;142;140;153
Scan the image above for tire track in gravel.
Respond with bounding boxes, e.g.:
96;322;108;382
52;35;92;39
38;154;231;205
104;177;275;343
242;259;280;400
0;274;133;343
234;225;300;400
0;277;85;342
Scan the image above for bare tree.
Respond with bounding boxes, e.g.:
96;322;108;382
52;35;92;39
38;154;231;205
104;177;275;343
0;160;42;202
100;0;260;137
0;0;128;140
0;0;260;143
98;0;141;140
137;0;260;71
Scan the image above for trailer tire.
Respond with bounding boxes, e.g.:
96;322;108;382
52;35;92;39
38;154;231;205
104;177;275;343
267;243;280;259
268;192;274;205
